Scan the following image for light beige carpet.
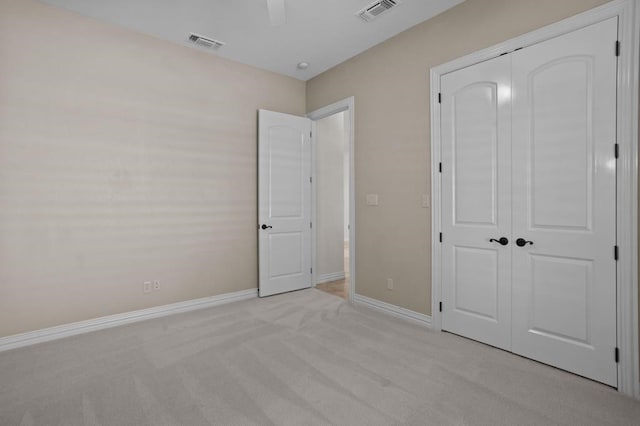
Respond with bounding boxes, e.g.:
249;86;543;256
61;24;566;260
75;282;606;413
1;289;639;425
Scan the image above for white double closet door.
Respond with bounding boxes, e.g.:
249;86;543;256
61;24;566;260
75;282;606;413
440;18;618;386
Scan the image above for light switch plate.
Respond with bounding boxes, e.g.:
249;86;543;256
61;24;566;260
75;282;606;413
366;194;379;206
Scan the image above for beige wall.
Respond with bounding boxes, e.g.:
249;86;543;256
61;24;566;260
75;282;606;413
0;0;629;339
0;0;305;337
316;112;346;279
306;0;611;315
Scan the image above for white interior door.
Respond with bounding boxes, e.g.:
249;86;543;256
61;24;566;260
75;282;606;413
258;110;312;297
511;17;618;386
440;54;512;351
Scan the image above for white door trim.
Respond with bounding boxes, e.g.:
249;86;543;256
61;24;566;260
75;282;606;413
307;97;356;303
430;0;639;398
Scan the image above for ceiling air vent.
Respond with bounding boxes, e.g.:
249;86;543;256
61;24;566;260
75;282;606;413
356;0;402;22
188;33;225;50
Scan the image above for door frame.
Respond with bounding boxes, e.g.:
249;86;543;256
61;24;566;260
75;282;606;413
307;97;356;302
429;0;639;397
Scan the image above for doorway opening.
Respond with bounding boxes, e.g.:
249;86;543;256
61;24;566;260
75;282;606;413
314;111;349;299
308;97;355;302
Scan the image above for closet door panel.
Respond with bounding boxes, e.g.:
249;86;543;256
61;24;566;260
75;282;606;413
511;17;618;387
440;54;512;350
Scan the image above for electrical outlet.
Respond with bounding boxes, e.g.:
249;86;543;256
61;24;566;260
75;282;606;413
143;281;152;294
422;194;430;209
153;280;160;291
387;278;394;290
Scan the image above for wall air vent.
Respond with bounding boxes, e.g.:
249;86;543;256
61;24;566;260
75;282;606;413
356;0;402;22
188;33;225;50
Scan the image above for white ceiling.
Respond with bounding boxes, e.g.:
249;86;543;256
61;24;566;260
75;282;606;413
39;0;465;80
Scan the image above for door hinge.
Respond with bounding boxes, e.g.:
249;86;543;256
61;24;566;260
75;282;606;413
615;143;619;159
310;267;313;274
438;93;441;104
615;347;619;363
615;40;620;56
438;162;442;173
310;131;312;138
310;176;312;183
439;232;443;243
614;245;619;261
310;222;312;229
439;301;443;312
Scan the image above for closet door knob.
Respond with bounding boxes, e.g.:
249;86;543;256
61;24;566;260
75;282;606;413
489;237;509;246
516;238;533;247
261;224;273;230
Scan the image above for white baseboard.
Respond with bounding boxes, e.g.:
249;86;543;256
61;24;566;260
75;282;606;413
0;288;257;353
353;294;432;328
315;271;346;285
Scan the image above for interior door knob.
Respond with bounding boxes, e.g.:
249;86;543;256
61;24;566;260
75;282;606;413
489;237;509;246
516;238;533;247
261;224;272;230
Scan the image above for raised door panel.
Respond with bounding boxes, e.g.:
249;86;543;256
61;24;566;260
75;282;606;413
269;127;305;219
453;83;498;226
453;246;498;321
529;58;593;231
529;255;592;345
268;232;303;279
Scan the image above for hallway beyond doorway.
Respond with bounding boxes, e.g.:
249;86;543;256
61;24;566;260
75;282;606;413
316;241;349;299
